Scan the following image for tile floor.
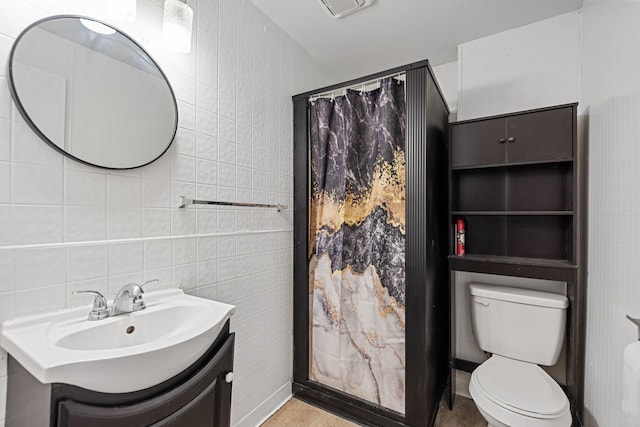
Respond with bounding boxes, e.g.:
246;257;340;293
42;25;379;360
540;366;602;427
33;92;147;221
261;394;486;426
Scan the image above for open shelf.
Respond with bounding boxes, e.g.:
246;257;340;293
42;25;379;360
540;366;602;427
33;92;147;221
448;254;577;282
452;211;573;216
449;254;575;268
448;104;579;279
455;215;573;262
451;158;574;171
452;162;573;212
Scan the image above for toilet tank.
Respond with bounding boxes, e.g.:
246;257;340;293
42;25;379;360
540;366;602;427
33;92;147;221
469;283;568;366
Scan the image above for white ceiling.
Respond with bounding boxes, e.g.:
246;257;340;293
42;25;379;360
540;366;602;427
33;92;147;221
252;0;583;80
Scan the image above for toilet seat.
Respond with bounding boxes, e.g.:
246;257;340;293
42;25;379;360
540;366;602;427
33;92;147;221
470;356;571;426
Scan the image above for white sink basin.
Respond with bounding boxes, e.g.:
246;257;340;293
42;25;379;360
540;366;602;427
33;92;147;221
0;289;235;393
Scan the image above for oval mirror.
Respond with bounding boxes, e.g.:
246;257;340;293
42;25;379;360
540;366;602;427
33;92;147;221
8;15;178;169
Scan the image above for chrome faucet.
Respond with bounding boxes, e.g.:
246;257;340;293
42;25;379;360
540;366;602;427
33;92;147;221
71;290;110;320
72;279;159;320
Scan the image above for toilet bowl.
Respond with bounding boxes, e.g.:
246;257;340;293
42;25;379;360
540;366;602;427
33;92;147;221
469;355;571;427
468;284;571;427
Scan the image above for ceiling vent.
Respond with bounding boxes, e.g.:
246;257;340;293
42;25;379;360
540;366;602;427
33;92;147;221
320;0;374;18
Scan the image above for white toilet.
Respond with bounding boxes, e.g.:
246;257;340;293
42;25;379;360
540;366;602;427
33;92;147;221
468;283;572;427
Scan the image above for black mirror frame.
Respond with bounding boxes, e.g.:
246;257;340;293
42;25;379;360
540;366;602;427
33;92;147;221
6;14;179;170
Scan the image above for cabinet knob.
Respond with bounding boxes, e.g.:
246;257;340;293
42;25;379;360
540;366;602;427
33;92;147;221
225;372;234;383
507;137;516;143
498;137;506;144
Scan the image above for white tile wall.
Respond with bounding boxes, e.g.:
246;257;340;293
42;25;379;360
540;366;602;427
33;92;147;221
456;11;580;121
0;1;334;426
580;2;640;425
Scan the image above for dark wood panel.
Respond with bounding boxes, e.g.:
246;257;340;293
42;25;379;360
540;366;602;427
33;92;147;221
155;379;218;426
7;325;234;427
453;169;505;211
405;64;450;427
448;103;583;426
506;215;572;260
448;270;456;411
56;335;235;427
566;282;579;427
453;358;481;373
463;216;507;257
450;254;575;268
293;382;406;427
506;107;573;163
506;163;573;211
452;211;573;216
59;380;219;427
425;65;450;427
6;356;52;426
570;109;588;425
450;103;578;126
451;119;506;167
292;97;309;386
452;158;573;171
448;255;578;282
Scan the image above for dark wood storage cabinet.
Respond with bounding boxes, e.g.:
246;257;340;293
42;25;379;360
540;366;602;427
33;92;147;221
6;322;234;427
451;106;573;167
448;103;586;425
450;104;577;267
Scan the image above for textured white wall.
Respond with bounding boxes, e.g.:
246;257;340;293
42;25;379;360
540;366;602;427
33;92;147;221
457;11;581;121
580;1;640;425
0;1;333;426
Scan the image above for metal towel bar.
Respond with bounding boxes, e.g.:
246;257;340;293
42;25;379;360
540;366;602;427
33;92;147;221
178;196;287;211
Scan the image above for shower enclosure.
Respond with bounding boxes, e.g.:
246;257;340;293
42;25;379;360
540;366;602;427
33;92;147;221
293;61;449;427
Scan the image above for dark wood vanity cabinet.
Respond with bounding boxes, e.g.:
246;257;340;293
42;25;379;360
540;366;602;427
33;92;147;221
7;322;234;427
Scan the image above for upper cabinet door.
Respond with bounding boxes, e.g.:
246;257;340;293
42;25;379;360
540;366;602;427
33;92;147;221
506;107;574;163
451;119;506;167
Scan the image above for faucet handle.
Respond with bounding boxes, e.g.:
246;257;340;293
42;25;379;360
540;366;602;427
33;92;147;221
72;290;107;310
131;279;159;298
72;290;110;320
130;279;158;311
140;279;160;290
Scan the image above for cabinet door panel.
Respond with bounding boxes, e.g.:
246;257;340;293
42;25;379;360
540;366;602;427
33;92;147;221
506;108;573;163
152;379;218;426
451;119;506;167
57;335;235;427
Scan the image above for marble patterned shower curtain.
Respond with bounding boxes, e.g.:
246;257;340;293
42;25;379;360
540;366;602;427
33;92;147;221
309;77;406;413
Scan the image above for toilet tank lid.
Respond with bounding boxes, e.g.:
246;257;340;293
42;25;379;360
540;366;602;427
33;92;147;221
469;284;568;309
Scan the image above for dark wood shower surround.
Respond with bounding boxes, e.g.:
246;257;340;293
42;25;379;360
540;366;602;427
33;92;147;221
447;103;587;426
292;60;450;427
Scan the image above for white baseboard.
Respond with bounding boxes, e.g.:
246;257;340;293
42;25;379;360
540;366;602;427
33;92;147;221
233;383;292;427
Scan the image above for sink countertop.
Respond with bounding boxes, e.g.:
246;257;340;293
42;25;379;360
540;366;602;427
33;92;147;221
0;288;235;393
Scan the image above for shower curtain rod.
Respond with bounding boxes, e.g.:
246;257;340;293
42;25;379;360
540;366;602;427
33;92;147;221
308;71;405;101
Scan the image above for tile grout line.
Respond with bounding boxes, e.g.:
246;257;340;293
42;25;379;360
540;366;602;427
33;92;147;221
0;228;292;251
